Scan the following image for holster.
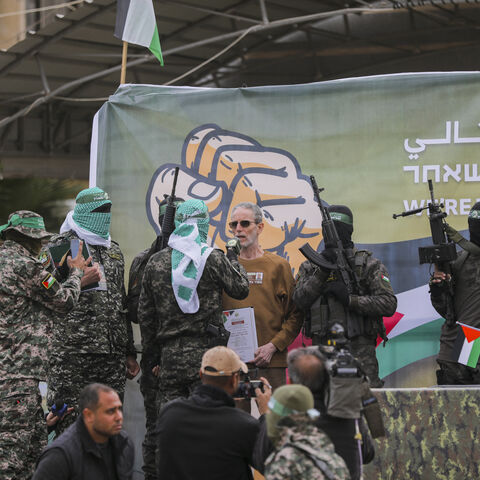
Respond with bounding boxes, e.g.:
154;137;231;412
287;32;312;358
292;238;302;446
205;323;230;347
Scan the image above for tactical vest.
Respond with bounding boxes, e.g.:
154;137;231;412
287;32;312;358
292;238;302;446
309;249;379;342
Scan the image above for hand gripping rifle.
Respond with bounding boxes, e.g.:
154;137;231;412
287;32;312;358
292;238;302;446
393;179;457;325
300;176;362;338
160;167;180;249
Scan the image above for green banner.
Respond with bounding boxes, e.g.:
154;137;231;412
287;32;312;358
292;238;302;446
92;72;480;386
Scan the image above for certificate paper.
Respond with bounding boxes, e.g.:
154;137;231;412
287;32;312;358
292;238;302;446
223;307;258;363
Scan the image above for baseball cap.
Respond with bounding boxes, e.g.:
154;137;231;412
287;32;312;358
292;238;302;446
200;346;248;376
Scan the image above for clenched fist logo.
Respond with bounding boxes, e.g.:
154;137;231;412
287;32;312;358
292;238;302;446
146;124;323;274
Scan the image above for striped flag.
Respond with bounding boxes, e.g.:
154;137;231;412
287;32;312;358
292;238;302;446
114;0;164;65
452;322;480;368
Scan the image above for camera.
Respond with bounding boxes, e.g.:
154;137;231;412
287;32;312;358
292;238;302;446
325;348;361;378
319;323;363;379
234;373;264;399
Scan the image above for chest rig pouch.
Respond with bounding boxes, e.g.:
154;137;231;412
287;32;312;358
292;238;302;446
309;250;371;342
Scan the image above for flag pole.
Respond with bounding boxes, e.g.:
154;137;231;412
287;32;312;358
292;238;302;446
120;41;128;84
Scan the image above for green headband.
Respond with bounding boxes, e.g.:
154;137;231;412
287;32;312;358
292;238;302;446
76;191;110;204
0;214;46;233
330;212;353;225
268;397;319;419
469;209;480;220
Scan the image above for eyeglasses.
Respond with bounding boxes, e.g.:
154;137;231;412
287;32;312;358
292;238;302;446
229;220;256;229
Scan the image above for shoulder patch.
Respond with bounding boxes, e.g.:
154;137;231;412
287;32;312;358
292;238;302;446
38;251;51;268
381;274;390;283
107;252;123;261
42;273;57;289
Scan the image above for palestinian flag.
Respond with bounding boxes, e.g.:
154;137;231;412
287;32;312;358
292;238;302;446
114;0;164;65
451;322;480;368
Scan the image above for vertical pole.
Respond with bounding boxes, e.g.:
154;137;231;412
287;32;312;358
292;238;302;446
120;41;128;84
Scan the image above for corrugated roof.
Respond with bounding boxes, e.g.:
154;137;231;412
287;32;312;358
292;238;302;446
1;0;480;178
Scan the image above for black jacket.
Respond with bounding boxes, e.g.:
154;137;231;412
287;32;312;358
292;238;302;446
156;384;263;480
33;415;134;480
313;392;375;480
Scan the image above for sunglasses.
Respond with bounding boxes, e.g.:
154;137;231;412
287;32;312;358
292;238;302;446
229;220;256;229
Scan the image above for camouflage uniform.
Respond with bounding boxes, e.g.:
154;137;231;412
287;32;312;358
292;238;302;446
431;250;480;384
46;230;135;434
293;249;397;387
138;247;249;409
0;233;82;480
126;242;161;480
265;415;350;480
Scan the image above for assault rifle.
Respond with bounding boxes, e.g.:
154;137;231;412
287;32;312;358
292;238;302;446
299;175;363;339
160;167;180;249
393;179;456;325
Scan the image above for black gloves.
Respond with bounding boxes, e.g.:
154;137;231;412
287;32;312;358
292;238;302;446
429;277;447;297
225;237;241;261
321;248;337;264
323;280;350;307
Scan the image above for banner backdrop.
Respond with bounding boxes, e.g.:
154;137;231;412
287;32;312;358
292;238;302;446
91;72;480;387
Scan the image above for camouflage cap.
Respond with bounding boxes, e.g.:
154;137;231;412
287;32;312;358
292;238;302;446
200;346;248;376
266;384;319;440
0;210;53;239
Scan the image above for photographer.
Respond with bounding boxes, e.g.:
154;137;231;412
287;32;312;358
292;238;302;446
155;346;272;480
287;346;375;480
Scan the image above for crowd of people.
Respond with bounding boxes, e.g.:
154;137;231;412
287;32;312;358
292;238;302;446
1;183;477;480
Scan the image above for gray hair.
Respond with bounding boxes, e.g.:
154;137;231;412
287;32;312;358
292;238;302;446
287;347;327;394
231;202;263;224
79;383;116;412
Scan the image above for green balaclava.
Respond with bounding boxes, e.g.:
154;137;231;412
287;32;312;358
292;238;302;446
266;384;318;442
173;199;210;242
72;187;112;239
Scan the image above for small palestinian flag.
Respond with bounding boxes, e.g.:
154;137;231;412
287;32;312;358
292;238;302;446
42;273;56;290
451;322;480;368
114;0;164;65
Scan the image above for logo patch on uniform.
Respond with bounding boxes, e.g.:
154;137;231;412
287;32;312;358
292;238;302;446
38;251;51;268
42;273;56;289
247;272;263;284
108;252;122;261
381;274;390;283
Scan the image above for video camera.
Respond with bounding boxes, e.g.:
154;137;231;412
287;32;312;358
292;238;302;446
319;323;363;378
317;323;385;438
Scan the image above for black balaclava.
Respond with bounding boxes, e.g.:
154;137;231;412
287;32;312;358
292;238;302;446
327;204;354;249
468;201;480;246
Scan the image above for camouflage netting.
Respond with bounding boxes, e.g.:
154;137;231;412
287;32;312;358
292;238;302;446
364;387;480;479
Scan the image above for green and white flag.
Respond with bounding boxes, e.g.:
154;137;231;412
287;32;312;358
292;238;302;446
452;322;480;368
114;0;163;65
